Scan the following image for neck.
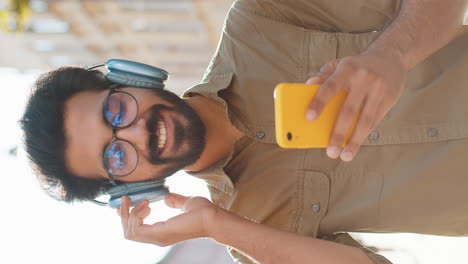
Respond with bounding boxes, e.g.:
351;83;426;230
183;94;244;172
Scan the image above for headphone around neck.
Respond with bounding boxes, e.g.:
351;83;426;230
89;59;170;209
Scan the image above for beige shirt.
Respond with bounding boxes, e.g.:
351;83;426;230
183;1;468;263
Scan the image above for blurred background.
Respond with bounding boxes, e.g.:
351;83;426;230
1;0;468;263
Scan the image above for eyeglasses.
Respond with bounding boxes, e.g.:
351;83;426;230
102;87;140;183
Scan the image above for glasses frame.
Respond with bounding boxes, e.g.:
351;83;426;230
103;86;140;184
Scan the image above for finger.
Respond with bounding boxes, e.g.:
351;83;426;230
120;196;130;231
327;90;365;159
340;96;383;162
306;60;338;85
306;64;353;122
306;69;334;85
116;208;121;217
128;200;150;238
131;200;150;218
164;193;190;209
139;207;151;219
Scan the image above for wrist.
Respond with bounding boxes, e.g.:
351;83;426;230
363;44;409;71
204;206;237;243
203;205;225;240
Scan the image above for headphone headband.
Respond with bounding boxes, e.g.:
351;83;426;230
88;59;169;89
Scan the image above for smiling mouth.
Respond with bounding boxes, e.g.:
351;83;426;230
157;119;167;153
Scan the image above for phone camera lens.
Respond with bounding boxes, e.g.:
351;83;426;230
287;132;292;141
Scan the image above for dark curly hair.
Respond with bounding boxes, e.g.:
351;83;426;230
20;67;113;202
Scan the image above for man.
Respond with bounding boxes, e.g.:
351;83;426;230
20;0;468;263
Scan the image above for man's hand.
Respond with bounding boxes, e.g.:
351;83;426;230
117;194;218;246
118;194;375;264
305;0;467;162
306;53;407;162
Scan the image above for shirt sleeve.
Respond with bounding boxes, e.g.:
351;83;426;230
319;233;393;264
228;247;257;264
225;233;393;264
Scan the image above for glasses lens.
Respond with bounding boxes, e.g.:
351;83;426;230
104;140;138;177
104;92;138;128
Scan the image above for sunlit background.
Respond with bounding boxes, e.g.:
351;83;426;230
1;1;468;263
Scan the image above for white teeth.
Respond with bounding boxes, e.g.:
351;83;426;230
158;120;167;150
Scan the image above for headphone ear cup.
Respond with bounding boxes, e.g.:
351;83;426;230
105;59;169;89
107;181;169;209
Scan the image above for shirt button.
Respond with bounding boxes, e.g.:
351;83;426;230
256;131;266;140
368;131;379;141
427;128;438;137
312;204;320;213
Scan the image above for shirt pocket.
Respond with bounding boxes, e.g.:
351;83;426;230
291;170;330;238
305;30;381;77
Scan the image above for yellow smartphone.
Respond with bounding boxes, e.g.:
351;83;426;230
274;83;358;148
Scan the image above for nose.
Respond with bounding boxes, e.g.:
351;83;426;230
114;117;148;153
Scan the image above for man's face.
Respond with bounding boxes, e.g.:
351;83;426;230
63;86;206;182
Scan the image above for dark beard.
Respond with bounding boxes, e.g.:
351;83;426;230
145;88;206;179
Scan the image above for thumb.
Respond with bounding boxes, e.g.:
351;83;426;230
164;193;190;209
306;59;339;85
